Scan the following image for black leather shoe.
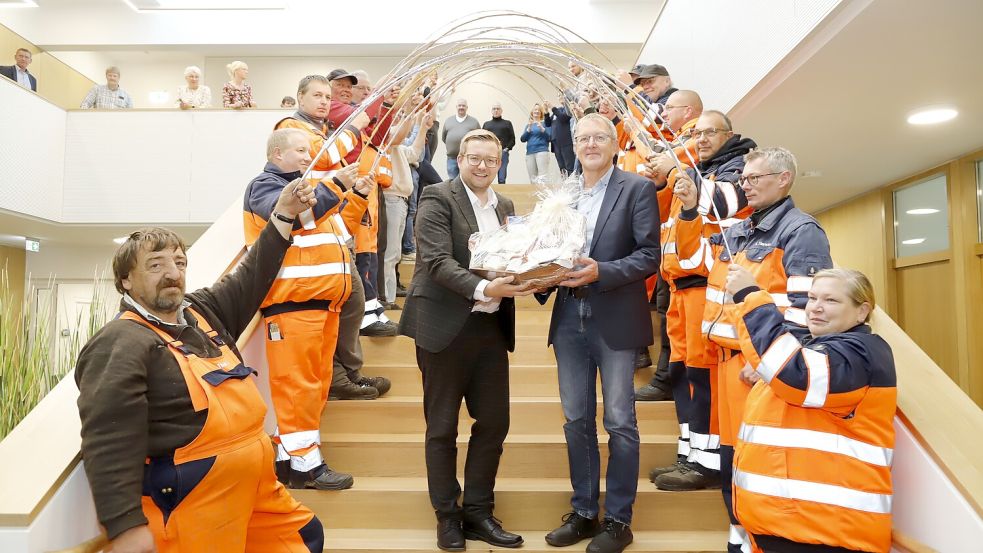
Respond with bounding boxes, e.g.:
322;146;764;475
437;518;465;552
545;511;602;547
635;383;672;401
463;516;523;548
635;348;653;369
586;519;633;553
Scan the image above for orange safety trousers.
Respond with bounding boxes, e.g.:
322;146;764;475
122;311;321;553
717;348;752;448
264;308;340;458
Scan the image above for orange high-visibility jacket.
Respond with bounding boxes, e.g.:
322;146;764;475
732;290;896;553
243;162;366;311
353;144;393;254
674;196;833;351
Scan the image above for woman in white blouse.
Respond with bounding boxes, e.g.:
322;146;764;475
177;66;212;109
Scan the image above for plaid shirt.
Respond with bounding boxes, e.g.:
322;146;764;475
80;84;133;109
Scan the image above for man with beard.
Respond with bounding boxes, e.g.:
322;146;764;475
75;163;324;552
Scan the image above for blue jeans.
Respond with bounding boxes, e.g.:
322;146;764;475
497;149;509;184
552;296;640;524
402;169;419;255
446;156;460;180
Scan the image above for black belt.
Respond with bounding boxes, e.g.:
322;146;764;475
672;275;708;291
563;286;589;299
261;299;332;317
719;348;742;361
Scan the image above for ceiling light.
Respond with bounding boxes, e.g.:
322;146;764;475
902;238;926;245
113;236;128;244
907;107;957;125
0;1;40;8
906;208;939;215
123;0;285;10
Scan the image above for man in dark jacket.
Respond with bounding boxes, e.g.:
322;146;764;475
546;95;576;174
482;102;516;184
76;173;323;551
0;48;36;91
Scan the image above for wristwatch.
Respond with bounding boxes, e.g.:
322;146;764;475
272;211;295;224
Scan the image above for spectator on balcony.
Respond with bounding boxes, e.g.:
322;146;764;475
281;95;296;108
80;66;132;109
223;61;256;109
176;65;211;109
0;47;36;91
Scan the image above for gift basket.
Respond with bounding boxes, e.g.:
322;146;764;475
469;175;587;287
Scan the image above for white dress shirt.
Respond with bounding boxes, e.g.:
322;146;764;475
15;67;31;89
463;181;504;313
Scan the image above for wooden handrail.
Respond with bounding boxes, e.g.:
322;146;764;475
892;529;939;553
49;534;107;553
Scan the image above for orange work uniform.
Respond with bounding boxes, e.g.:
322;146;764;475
124;309;323;553
732;291;895;553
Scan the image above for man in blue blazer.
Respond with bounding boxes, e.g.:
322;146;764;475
537;114;661;553
0;48;37;92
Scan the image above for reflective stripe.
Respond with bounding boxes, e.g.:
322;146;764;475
291;233;345;248
289;445;324;472
339;131;355;151
677;437;691;456
333;213;352;241
689;431;720;450
662;242;676;255
309;170;335;179
379;165;393;177
680;423;690;439
757;333;801;383
785;307;808;326
728;524;748;546
326;142;343;165
801;347;830;408
717;217;742;229
678;240;706;270
364;298;384;311
738;424;893;467
687;448;721;471
661;216;675;231
720;181;739;218
276;262;349;280
617;150;626;158
734;468;892;514
701;320;737;339
787;275;814;293
697;178;714;214
771;293;792;307
706;287;733;305
277;429;321;452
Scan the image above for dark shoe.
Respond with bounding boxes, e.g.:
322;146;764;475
328;380;379;400
385;301;402;311
437;518;465;552
360;320;398;337
648;459;685;482
275;459;290;485
288;464;354;490
654;464;722;491
463;516;523;548
635;349;652;370
396;284;408;298
357;375;391;396
545;511;602;547
586;520;633;553
635;383;672;401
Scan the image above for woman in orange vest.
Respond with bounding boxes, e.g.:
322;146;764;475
726;266;896;553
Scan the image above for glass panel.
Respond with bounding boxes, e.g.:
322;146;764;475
893;174;949;258
977;160;983;243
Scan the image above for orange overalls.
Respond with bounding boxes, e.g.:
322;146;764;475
124;310;322;553
354;142;394;329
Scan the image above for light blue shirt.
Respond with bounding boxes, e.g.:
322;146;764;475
577;165;614;252
15;67;31;89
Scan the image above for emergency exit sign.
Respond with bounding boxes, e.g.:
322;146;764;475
25;238;40;252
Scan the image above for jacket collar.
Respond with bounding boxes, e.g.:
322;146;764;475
263;162;302;182
750;195;795;233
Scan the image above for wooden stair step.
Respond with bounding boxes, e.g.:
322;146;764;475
384;309;556;335
322;396;681;435
362;363;655;397
320;433;679;478
294;477;729;531
323;528;727;552
362;335;559;366
393;293;553;311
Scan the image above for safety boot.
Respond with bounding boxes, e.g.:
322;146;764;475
289;464;354;490
655;464;722;491
357;375;392;396
328;380;379;400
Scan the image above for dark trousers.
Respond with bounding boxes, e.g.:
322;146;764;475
649;275;671;390
553;141;575;174
331;257;364;386
417;312;510;521
375;185;387;298
497;149;510;183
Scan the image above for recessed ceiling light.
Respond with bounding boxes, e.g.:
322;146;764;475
113;236;128;244
902;238;926;245
906;208;940;215
907;107;957;125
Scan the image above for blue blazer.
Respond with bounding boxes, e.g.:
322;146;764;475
537;166;661;350
0;65;37;92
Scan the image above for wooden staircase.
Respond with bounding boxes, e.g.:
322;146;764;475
303;185;730;551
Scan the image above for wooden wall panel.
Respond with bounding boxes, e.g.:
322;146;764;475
0;23;95;110
896;260;959;382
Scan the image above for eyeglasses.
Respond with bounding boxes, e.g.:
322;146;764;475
738;172;783;186
464;154;501;167
662;104;686;111
689;128;731;139
574;134;613;146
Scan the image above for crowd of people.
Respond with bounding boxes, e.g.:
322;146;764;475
68;54;899;553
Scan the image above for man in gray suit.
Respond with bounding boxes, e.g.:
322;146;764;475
539;114;661;553
399;129;531;551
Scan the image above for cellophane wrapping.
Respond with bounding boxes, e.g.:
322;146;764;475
468;175;586;287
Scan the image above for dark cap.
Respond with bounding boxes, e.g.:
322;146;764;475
629;64;645;77
327;69;358;85
633;64;670;84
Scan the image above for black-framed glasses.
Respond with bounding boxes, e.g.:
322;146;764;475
574;134;613;146
464;154;501;167
738;172;783;186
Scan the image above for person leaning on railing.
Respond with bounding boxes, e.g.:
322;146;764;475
176;65;211;109
74;179;324;552
725;266;896;553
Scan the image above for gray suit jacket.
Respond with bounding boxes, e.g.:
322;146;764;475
537;166;661;350
399;177;517;353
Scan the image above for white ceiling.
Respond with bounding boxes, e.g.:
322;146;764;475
0;210;206;249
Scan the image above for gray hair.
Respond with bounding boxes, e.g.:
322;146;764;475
226;60;247;79
745;147;798;186
575;113;618;141
183;65;202;78
105;66;121;76
351;69;369;83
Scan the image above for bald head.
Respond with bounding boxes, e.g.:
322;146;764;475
663;89;703;134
